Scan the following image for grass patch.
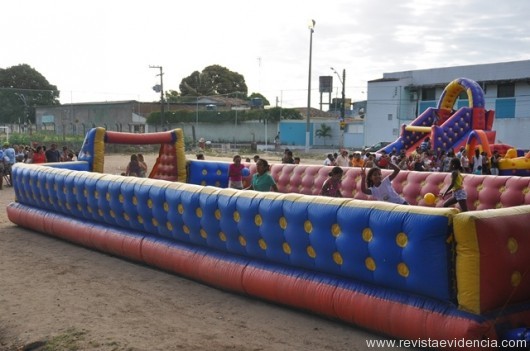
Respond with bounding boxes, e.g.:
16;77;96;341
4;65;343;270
43;328;86;350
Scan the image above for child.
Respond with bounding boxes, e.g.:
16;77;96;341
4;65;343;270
137;153;148;177
361;162;408;204
125;154;142;177
440;158;468;212
228;154;245;190
320;166;343;197
246;159;278;192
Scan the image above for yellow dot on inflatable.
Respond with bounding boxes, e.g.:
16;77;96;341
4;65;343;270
424;192;436;205
72;187;76;194
106;192;111;201
200;229;207;239
147;199;153;208
123;213;130;220
259;238;267;250
331;224;341;237
138;215;145;224
279;216;287;229
511;271;522;287
98;209;103;216
201;180;207;186
304;220;313;234
196;207;202;218
87;207;93;213
362;228;373;242
66;203;71;210
132;196;137;205
166;222;173;231
201;169;207;175
333;252;343;265
183;225;190;234
219;232;226;241
83;189;88;197
215;181;221;187
307;245;316;258
365;257;376;271
233;211;240;222
178;204;184;214
396;232;408;247
282;242;291;254
254;214;262;226
507;237;518;254
163;202;169;212
215;209;221;220
94;191;99;199
110;210;115;218
397;262;409;277
238;235;247;246
499;186;506;193
152;218;158;226
119;194;124;203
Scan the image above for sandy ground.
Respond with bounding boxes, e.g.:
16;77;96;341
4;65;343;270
0;153;412;351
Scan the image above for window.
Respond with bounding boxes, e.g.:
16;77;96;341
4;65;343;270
387;114;393;121
458;91;468;99
421;88;436;101
497;83;515;98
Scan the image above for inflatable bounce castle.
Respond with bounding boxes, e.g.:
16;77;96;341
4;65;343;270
380;77;530;177
6;79;530;350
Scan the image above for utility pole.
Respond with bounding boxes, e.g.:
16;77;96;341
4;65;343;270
149;65;165;129
331;67;346;121
341;69;346;122
331;67;347;148
305;19;316;153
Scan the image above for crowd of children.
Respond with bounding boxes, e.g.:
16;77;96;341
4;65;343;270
118;143;491;213
222;145;481;211
0;142;77;190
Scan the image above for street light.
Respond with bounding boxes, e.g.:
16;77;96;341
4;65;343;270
330;67;346;121
305;19;316;153
149;65;165;129
331;67;346;148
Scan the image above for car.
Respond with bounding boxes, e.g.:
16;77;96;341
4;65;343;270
363;141;391;153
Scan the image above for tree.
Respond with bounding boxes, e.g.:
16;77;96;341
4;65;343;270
0;64;60;124
165;90;180;103
315;124;333;145
248;92;270;107
179;65;248;97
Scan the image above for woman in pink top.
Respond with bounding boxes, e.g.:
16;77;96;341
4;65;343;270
228;155;245;189
32;146;46;163
320;166;343;197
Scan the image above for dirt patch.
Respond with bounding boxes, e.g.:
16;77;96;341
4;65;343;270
0;154;410;350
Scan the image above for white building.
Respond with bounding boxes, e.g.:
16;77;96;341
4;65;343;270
364;60;530;150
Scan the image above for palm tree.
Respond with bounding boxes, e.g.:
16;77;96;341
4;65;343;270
315;124;332;145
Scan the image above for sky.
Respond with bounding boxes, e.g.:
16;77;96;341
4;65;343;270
2;0;530;109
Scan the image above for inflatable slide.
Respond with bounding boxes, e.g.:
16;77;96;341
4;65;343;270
381;78;496;156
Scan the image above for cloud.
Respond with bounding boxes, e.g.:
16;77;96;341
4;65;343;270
1;0;529;108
